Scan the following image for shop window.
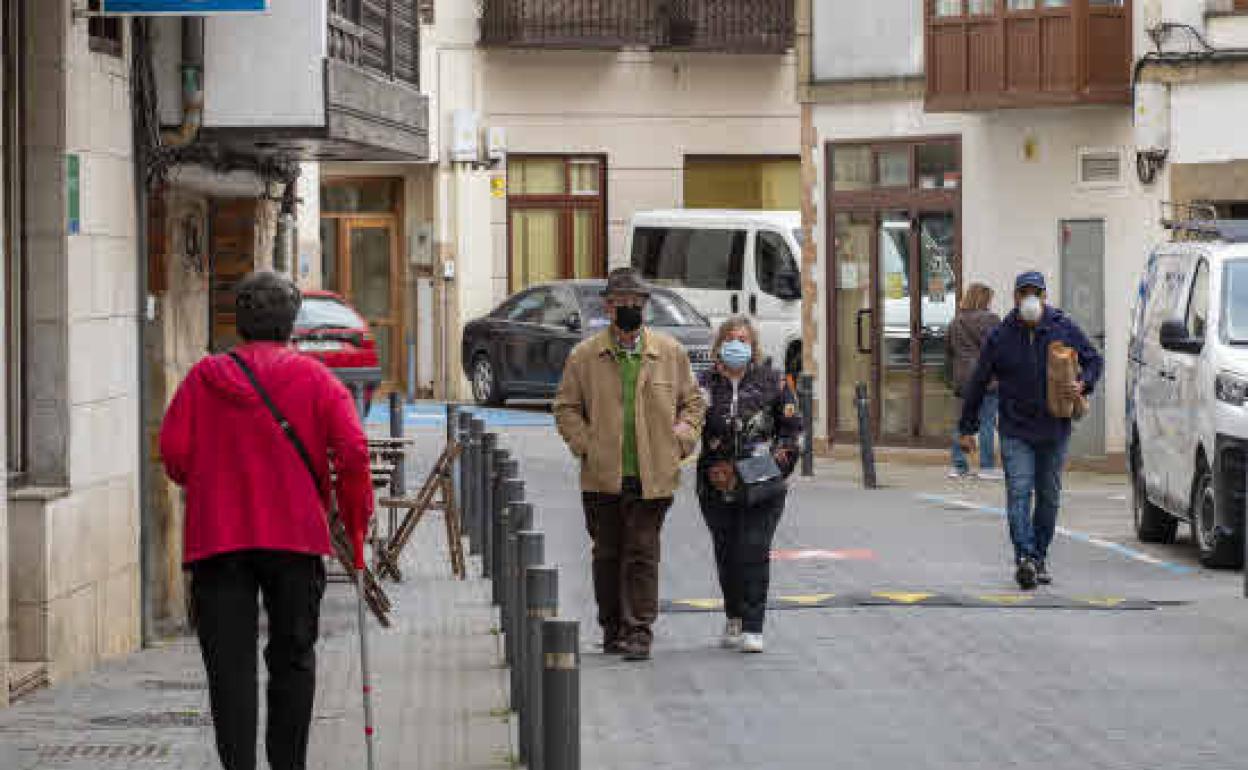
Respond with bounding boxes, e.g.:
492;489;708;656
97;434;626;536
683;156;799;210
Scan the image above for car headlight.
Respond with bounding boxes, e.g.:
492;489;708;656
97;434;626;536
1216;371;1248;405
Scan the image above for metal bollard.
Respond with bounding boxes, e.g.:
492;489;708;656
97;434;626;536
480;433;498;576
481;446;511;579
469;418;487;556
457;411;474;544
798;373;815;478
505;501;533;674
446;402;458;447
525;566;558;770
513;531;544;759
854;382;878;490
352;382;367;422
389;392;405;497
495;470;522;606
542;619;580;770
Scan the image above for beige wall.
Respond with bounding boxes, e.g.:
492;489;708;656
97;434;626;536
811;100;1162;455
480;46;801;296
9;7;141;685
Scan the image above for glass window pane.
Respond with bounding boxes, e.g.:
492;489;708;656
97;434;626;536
919;214;959;440
572;209;597;278
631;227;745;291
968;0;994;13
834;212;873;433
880;212;912;437
321;181;397;214
570;160;600;196
1043;0;1070;6
320;219;340;290
296;297;365;330
756;231;799;298
349;226;393;318
1008;0;1036;9
831;146;872;192
917;143;960;190
1188;262;1210;339
935;0;962;16
510;159;566;196
510;209;561;289
877;148;911;188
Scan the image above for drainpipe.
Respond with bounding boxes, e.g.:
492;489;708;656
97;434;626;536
162;17;203;147
273;176;297;275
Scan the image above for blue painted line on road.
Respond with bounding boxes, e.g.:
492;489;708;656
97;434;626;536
365;402;554;429
917;493;1196;576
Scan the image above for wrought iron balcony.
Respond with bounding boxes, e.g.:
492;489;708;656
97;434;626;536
480;0;795;54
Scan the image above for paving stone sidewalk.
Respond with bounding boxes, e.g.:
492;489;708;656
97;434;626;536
0;504;513;770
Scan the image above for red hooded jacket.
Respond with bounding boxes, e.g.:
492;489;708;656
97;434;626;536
160;342;374;568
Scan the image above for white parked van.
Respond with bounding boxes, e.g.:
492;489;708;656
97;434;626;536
1126;219;1248;568
628;210;804;375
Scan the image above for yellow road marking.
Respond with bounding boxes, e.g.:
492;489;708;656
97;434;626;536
781;594;837;605
1074;596;1126;608
674;599;724;610
976;593;1034;605
872;592;933;605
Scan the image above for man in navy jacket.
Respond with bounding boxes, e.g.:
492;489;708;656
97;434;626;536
958;271;1102;590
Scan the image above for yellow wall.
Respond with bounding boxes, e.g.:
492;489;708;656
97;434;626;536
684;157;801;210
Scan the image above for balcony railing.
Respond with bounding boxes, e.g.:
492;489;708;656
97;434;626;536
480;0;795;54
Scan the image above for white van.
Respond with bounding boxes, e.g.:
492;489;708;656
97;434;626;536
1126;219;1248;568
628;210;804;375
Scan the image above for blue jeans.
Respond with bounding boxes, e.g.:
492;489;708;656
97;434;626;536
951;392;999;472
1000;435;1069;564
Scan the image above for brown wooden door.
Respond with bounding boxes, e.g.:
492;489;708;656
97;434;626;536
209;199;258;352
326;216;403;392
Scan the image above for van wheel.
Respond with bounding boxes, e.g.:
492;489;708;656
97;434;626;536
1193;466;1243;569
1132;446;1177;544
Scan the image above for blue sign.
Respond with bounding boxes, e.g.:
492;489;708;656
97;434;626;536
101;0;267;13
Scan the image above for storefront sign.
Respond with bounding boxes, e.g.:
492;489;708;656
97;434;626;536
100;0;268;13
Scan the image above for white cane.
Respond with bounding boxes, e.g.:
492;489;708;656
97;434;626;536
355;567;378;770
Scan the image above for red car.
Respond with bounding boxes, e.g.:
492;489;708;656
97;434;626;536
292;290;382;409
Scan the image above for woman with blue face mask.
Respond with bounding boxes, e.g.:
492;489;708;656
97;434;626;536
696;317;803;654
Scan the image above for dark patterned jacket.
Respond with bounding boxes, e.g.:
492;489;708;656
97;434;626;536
696;363;803;499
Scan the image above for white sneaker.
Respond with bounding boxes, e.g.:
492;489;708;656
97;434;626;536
947;468;969;479
740;633;765;653
978;468;1004;481
720;618;743;649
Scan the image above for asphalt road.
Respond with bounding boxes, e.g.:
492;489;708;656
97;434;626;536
505;427;1248;770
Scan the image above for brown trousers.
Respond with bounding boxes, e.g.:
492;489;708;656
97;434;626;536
582;477;672;645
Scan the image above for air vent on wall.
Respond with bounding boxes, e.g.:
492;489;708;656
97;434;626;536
1079;149;1124;185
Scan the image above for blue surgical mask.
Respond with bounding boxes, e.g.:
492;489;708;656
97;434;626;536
720;340;752;369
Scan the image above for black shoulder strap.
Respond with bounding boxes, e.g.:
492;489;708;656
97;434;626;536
228;351;322;491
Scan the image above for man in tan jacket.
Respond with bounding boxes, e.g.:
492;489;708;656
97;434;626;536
554;267;706;660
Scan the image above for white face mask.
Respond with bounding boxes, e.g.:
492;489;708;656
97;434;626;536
1020;295;1044;323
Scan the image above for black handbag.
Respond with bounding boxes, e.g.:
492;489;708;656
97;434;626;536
734;452;787;507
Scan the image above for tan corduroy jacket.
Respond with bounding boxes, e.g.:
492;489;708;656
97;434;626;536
553;329;706;500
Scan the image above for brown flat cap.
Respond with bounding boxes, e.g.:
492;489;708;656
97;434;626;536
600;267;651;297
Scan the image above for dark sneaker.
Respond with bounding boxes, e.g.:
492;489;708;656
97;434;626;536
621;637;652;661
1015;558;1039;591
603;638;627;655
1036;561;1052;585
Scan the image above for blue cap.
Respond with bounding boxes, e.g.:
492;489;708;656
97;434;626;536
1015;271;1046;291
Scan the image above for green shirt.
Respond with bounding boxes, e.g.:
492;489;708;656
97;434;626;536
614;334;644;479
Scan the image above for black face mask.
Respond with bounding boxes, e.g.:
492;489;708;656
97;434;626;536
614;305;643;333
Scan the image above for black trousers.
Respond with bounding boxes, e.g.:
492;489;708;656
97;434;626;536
699;491;785;634
190;550;327;770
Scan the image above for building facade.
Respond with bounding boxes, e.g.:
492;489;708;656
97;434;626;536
799;0;1163;462
398;0;800;399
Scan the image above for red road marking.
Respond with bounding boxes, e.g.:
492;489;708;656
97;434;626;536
770;548;876;562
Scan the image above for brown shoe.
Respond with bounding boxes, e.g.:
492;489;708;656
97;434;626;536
603;637;627;655
621;638;651;661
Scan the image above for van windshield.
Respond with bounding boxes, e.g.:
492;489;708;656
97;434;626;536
1225;260;1248;344
631;227;746;291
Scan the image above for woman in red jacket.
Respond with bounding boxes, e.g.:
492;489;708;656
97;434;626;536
160;271;373;770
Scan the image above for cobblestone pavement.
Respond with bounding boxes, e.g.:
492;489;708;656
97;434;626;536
0;443;511;770
507;427;1248;770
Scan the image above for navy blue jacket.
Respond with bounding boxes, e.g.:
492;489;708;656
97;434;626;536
959;306;1103;445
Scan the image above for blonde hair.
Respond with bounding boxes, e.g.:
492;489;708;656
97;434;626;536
711;315;764;365
961;282;993;312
